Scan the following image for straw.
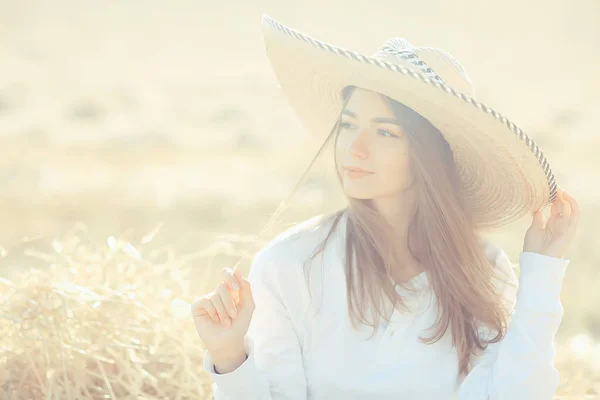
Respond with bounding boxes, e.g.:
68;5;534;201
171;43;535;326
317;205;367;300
0;226;226;399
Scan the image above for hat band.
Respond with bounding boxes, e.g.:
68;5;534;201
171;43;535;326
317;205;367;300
374;46;446;85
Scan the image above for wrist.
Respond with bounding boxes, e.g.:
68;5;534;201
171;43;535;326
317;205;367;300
522;249;563;259
210;341;247;374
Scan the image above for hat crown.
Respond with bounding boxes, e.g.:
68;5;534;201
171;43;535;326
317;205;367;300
372;37;476;98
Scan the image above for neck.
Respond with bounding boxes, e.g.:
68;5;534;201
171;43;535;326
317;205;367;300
370;186;422;281
371;186;418;243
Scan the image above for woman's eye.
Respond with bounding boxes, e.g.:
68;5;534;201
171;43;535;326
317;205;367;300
338;122;398;138
378;129;398;138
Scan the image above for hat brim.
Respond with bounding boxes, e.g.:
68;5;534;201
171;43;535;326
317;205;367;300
260;14;557;229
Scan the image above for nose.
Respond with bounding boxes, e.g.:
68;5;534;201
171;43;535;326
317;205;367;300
347;129;370;159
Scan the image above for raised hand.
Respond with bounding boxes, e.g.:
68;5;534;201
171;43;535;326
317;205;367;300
190;267;255;356
523;188;580;259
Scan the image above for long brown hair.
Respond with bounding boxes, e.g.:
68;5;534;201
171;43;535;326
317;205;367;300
288;85;510;376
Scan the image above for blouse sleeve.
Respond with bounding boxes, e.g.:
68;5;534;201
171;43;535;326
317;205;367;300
456;249;570;400
202;245;308;400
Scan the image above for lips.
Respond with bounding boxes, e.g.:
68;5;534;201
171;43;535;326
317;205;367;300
343;166;374;173
344;169;374;179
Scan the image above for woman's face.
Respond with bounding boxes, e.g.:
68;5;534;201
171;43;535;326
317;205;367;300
335;87;415;200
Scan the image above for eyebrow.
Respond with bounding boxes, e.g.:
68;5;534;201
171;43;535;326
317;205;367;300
341;109;402;126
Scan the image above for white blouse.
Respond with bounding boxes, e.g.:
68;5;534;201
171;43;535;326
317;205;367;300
203;211;569;399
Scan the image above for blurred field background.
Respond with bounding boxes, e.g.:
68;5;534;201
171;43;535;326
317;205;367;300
0;0;599;398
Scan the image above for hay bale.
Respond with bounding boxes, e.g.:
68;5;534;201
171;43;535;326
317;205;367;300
0;230;217;399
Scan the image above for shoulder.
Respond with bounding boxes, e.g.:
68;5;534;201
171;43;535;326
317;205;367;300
248;211;345;284
479;237;517;281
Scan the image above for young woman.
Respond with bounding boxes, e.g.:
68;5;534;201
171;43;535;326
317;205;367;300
191;15;580;400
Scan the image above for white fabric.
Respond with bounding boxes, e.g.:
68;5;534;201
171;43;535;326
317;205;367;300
202;212;569;399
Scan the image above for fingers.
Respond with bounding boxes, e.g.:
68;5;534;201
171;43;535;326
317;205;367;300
558;188;572;217
192;267;248;329
550;188;571;219
561;190;579;223
205;287;231;327
550;188;565;218
192;285;236;327
192;298;220;323
216;282;238;319
532;208;545;228
233;267;243;286
221;267;241;292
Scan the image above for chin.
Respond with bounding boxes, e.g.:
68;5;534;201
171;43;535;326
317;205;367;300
342;187;375;200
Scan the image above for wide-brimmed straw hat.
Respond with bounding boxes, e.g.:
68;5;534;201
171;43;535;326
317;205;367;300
260;14;558;229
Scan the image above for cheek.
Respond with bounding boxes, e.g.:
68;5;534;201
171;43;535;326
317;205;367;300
380;144;410;170
375;146;413;183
